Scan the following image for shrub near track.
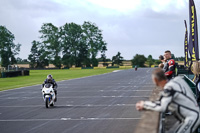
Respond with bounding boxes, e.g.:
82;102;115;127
0;68;128;91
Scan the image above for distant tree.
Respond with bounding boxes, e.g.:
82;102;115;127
146;55;155;67
16;57;23;63
22;59;29;63
112;52;123;66
28;40;49;68
39;23;62;68
60;22;88;67
131;54;146;67
100;45;108;67
0;26;21;68
16;58;29;64
82;21;107;67
175;56;184;61
154;60;162;65
30;21;107;68
171;54;175;59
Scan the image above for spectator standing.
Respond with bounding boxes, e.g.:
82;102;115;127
163;50;176;80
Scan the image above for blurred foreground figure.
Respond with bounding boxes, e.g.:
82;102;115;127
136;68;200;133
193;61;200;104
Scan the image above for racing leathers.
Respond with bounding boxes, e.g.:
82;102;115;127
163;58;175;80
143;76;200;133
42;79;58;101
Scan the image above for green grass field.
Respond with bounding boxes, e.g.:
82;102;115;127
0;68;127;91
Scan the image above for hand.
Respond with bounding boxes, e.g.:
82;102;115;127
136;101;144;111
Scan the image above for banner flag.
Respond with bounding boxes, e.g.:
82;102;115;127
184;20;189;68
189;0;199;63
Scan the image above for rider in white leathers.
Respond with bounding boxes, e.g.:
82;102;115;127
136;68;200;133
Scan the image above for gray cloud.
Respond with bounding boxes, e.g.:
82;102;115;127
0;0;199;60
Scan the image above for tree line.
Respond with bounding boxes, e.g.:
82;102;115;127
0;23;181;69
28;21;107;68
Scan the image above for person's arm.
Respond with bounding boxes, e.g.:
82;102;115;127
165;59;175;76
143;89;173;112
41;79;46;89
52;79;58;89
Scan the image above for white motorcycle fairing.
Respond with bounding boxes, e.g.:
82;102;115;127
42;84;56;108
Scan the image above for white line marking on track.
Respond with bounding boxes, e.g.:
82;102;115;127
0;70;120;93
0;104;136;108
0;90;152;93
24;121;50;133
0;117;141;122
0;96;149;99
113;70;122;72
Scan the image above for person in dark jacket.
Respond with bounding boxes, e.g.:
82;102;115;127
42;74;58;101
163;50;176;80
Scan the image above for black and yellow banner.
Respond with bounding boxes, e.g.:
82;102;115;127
188;0;199;63
184;20;189;68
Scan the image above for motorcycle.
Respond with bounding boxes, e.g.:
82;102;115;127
134;65;138;71
42;83;56;108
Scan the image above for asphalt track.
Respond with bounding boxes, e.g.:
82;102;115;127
0;68;155;133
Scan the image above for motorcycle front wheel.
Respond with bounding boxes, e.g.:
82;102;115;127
45;97;49;108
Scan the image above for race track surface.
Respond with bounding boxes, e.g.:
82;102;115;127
0;68;155;133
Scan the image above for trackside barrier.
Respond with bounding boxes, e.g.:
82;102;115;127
106;66;119;69
151;65;155;68
183;75;196;95
93;67;106;69
69;67;82;70
1;70;30;78
81;67;93;69
134;87;162;133
119;66;132;69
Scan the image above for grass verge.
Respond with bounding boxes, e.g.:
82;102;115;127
0;68;128;91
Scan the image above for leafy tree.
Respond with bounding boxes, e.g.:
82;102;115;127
82;21;107;67
60;22;88;67
131;54;147;67
175;56;184;61
39;23;62;68
100;45;108;67
112;52;123;66
0;26;21;68
16;57;23;63
154;60;162;65
30;21;107;68
16;58;29;64
171;54;175;59
28;40;49;68
146;55;155;67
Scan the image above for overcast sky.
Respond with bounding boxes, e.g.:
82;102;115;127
0;0;200;60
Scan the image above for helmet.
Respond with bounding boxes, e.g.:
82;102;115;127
47;74;52;83
47;74;53;79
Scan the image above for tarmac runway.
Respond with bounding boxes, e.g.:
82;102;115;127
0;68;155;133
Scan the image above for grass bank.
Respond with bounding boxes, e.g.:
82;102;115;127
0;68;128;91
